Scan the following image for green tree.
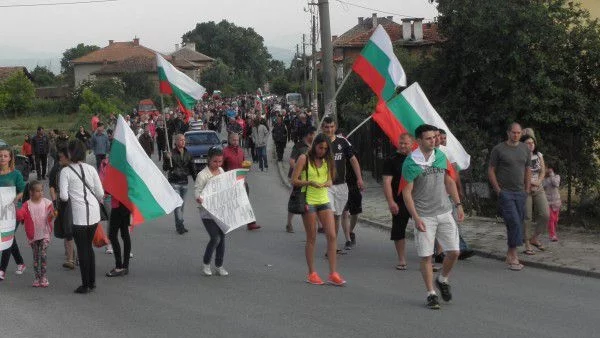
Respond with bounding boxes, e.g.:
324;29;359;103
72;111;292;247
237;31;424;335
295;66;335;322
30;66;58;87
182;20;273;92
200;59;233;94
60;43;100;85
0;71;35;117
429;0;600;210
119;72;156;101
78;87;119;116
270;76;292;95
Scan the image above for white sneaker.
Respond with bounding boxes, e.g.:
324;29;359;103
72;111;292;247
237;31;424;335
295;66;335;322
0;270;5;280
15;264;26;275
202;264;212;276
105;245;113;255
130;252;134;258
215;266;229;276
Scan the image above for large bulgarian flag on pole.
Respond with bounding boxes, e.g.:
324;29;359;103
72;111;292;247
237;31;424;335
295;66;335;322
157;53;206;120
103;115;184;225
352;24;406;101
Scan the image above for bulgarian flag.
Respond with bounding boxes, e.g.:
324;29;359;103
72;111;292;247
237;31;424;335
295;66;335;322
352;24;406;101
157;53;206;121
400;148;451;193
103;115;184;225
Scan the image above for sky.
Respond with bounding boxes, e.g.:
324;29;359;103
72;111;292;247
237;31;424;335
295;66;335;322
0;0;438;73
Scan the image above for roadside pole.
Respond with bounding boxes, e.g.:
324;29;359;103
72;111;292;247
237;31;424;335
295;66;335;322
318;0;336;123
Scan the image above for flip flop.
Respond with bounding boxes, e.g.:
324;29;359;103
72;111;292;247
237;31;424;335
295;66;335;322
523;249;536;255
395;264;408;270
508;263;524;271
530;241;546;251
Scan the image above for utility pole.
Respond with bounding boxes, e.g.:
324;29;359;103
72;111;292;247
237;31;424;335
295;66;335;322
318;0;336;123
302;34;308;108
311;12;318;123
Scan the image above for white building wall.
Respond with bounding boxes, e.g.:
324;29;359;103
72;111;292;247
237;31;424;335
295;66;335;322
74;64;102;86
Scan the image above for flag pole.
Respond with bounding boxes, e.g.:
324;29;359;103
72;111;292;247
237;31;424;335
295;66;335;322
160;94;173;167
346;114;372;138
318;69;353;130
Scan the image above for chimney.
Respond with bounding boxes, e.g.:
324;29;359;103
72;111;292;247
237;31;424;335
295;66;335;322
133;37;140;46
402;19;412;41
108;40;114;45
358;17;364;25
413;19;424;41
332;35;338;42
387;16;393;21
371;13;378;28
184;42;196;51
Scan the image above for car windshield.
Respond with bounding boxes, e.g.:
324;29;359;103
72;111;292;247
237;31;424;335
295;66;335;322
186;133;220;145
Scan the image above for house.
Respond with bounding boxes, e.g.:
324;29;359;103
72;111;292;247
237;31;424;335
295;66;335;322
71;38;214;87
0;66;33;82
326;13;441;81
171;42;214;83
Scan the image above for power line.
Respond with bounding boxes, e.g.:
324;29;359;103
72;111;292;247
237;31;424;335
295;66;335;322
333;0;435;21
0;0;118;8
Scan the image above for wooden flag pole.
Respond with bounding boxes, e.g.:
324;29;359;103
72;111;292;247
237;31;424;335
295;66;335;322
346;114;372;138
160;95;173;168
318;69;353;130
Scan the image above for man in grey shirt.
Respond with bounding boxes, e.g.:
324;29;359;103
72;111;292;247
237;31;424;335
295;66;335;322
488;122;531;271
91;122;111;170
402;124;464;310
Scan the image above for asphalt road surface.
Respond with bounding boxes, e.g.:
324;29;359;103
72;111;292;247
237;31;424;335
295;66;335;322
1;165;599;338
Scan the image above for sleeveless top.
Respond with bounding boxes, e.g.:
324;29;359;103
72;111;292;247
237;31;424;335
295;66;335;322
303;159;329;205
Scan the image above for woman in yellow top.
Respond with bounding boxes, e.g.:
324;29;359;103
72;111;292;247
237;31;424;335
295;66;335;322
292;133;345;286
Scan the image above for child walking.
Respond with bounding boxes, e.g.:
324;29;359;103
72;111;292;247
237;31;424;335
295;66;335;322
194;147;228;276
16;180;54;287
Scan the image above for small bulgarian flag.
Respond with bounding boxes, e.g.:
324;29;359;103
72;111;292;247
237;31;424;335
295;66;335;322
103;115;184;225
352;24;406;101
400;148;452;193
157;53;206;121
235;169;249;181
1;230;14;243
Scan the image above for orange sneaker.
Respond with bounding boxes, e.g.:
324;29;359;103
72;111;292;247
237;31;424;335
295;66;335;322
327;272;346;286
306;272;324;285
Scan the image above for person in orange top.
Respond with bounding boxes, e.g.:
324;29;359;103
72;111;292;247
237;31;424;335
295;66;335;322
22;135;34;172
91;112;100;132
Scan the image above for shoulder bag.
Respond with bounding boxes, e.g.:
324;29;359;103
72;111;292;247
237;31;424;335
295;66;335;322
287;159;308;215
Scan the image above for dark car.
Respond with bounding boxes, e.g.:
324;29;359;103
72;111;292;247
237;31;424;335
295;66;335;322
0;138;31;181
184;131;226;173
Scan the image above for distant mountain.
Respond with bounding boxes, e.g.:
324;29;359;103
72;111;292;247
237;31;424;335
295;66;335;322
0;45;61;74
267;46;296;66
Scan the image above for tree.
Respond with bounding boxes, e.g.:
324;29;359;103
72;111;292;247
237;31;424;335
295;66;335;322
270;76;292;95
30;66;58;87
60;43;100;85
429;0;600;210
78;87;119;116
119;72;156;101
200;59;233;94
182;20;273;92
0;71;35;117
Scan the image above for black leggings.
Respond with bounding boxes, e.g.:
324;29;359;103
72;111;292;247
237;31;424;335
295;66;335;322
0;223;24;271
109;204;131;269
202;218;225;267
73;224;97;288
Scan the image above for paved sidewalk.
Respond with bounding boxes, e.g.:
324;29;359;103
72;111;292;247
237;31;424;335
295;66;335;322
275;140;600;278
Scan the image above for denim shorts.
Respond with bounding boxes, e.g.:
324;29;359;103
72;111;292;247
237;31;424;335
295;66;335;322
306;203;331;213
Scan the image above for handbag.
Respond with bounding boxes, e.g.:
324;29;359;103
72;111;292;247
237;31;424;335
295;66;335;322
287;160;308;215
92;224;110;248
54;199;73;239
68;164;109;222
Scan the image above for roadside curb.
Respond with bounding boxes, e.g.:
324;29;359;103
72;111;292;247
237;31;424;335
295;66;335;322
276;159;600;279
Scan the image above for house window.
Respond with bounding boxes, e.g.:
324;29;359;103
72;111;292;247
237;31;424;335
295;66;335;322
336;65;344;84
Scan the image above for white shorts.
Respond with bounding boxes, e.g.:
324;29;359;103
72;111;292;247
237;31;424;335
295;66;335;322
414;211;460;257
328;183;349;216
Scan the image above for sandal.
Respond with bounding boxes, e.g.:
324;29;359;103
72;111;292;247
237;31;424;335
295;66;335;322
529;241;546;251
523;249;535;255
508;263;524;271
395;264;408;270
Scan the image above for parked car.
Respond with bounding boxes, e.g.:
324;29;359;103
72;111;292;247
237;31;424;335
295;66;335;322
0;138;31;181
184;130;226;173
138;99;161;118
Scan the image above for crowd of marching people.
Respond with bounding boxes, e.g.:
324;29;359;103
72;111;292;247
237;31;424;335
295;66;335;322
1;90;563;309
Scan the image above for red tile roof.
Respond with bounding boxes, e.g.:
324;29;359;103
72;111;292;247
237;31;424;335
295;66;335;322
72;40;160;64
333;17;441;48
92;56;157;75
0;66;32;82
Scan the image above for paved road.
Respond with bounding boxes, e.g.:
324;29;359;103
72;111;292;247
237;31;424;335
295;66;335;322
1;157;599;337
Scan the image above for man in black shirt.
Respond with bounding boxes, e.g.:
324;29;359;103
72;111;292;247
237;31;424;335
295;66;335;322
321;116;364;249
382;133;413;270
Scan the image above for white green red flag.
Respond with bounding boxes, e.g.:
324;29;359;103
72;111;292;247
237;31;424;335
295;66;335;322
103;115;183;225
0;187;16;251
157;53;206;120
352;24;406;101
400;148;451;193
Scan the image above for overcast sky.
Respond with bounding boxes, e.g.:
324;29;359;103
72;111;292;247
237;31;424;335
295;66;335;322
0;0;437;71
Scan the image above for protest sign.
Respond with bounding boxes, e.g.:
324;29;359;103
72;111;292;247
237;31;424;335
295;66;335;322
200;169;255;234
0;187;16;251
